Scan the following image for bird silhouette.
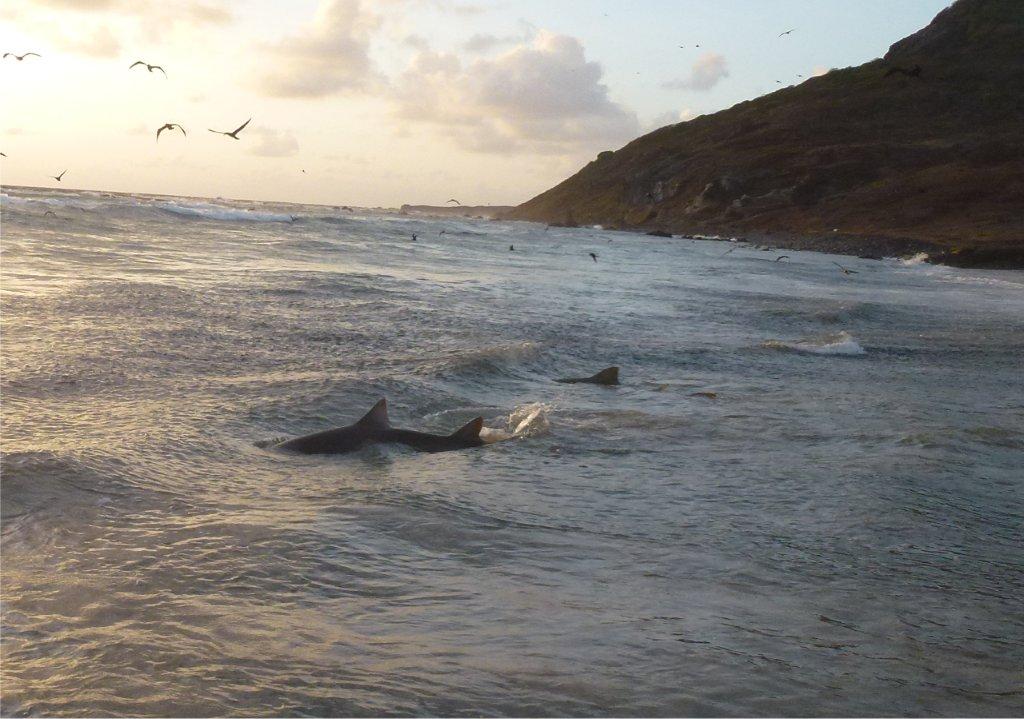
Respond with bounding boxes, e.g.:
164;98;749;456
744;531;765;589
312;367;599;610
51;169;67;182
156;123;186;141
774;255;790;262
509;244;515;251
884;65;922;78
589;252;598;262
446;198;461;205
778;29;795;37
3;52;40;61
832;261;858;275
129;61;166;77
411;234;417;241
0;152;6;157
208;118;251;139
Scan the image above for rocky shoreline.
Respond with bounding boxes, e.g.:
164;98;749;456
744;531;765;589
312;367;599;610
528;221;1024;269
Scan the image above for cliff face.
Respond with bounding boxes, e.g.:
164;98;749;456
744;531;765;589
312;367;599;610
504;0;1023;261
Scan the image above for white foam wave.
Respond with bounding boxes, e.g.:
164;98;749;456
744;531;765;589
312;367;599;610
901;252;930;266
764;331;866;356
154;201;293;223
1;192;294;223
481;402;552;443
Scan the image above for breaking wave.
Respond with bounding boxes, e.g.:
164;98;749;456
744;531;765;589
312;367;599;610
1;193;294;223
153;201;294;223
481;402;552;443
764;330;867;356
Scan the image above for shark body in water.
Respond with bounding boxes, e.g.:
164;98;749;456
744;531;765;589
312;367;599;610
275;398;484;454
555;366;620;385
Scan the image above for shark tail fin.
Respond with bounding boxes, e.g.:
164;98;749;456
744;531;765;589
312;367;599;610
590;366;620;385
357;398;390;428
450;417;484;441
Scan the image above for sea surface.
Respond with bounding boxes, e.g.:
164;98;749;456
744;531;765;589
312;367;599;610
2;185;1022;717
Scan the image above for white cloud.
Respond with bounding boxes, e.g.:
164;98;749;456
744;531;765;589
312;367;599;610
256;0;381;98
394;31;639;156
662;52;729;91
56;26;121;57
249;128;300;157
645;108;696;132
462;33;515;53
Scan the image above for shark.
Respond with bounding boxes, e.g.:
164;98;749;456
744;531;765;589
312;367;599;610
555;366;620;386
275;398;484;455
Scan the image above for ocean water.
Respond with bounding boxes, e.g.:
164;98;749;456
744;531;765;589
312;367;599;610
1;185;1022;717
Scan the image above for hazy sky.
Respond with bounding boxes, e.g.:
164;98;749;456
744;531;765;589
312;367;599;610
1;0;950;207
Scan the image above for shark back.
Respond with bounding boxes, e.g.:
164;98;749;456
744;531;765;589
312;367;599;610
555;366;620;385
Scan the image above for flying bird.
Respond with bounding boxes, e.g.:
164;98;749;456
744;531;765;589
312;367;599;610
884;65;922;78
130;61;166;77
156;123;186;141
774;255;790;262
778;29;796;37
832;261;858;275
208;117;251;139
589;252;598;262
509;244;515;251
0;152;6;157
3;52;40;61
446;198;461;205
51;169;67;182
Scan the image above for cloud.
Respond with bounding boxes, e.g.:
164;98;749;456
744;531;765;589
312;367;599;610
645;108;696;132
256;0;381;98
27;0;231;25
248;128;300;157
56;26;121;57
662;52;729;91
393;31;639;156
462;33;515;53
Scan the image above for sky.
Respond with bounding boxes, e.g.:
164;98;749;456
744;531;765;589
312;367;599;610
0;0;951;208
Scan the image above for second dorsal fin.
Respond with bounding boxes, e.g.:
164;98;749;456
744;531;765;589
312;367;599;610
588;366;620;385
450;416;484;441
356;398;390;428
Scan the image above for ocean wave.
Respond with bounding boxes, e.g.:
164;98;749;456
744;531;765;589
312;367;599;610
901;252;931;266
481;402;552;443
153;201;294;223
1;192;294;223
763;331;867;356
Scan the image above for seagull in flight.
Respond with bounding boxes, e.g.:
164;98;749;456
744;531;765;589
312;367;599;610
129;60;166;77
832;261;858;275
208;118;251;140
774;255;790;262
589;252;598;262
446;198;461;205
51;169;67;182
778;29;796;37
156;123;186;141
3;52;41;61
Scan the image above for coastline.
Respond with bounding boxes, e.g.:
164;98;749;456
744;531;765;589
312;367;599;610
507;219;1024;270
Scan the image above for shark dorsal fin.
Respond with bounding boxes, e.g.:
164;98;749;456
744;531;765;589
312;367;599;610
450;416;484;441
590;366;620;385
357;398;390;428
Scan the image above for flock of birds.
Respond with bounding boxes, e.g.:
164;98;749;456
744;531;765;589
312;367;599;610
2;52;252;181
